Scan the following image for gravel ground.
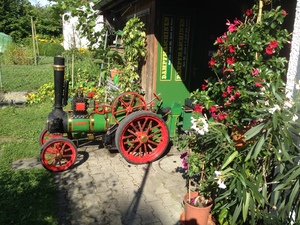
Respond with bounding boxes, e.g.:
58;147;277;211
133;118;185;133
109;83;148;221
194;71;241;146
0;91;27;103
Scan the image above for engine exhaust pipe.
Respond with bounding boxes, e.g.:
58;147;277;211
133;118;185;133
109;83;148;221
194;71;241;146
53;56;65;110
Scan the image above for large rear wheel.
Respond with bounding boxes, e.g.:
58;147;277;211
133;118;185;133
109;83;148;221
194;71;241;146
115;111;170;164
111;92;147;124
40;137;78;172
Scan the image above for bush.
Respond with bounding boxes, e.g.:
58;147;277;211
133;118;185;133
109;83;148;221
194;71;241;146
38;42;65;57
1;42;34;65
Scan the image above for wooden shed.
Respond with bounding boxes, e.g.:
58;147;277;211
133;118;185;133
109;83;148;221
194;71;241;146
94;0;296;106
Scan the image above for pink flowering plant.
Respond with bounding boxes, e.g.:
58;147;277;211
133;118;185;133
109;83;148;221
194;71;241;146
178;2;300;225
191;3;291;127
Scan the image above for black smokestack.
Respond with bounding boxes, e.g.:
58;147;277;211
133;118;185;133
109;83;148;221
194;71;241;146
53;56;65;110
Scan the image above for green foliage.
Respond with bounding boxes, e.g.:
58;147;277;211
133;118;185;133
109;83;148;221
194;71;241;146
118;17;147;93
177;3;299;225
0;0;63;43
55;0;105;50
38;41;65;56
193;4;291;127
26;49;111;104
1;42;34;65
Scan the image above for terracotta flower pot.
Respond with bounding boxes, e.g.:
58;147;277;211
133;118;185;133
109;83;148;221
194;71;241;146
182;192;213;225
110;69;122;81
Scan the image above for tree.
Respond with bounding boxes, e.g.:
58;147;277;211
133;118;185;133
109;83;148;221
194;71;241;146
0;0;33;42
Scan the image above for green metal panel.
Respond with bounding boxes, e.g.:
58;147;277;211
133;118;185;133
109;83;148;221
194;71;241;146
156;15;191;107
0;32;12;53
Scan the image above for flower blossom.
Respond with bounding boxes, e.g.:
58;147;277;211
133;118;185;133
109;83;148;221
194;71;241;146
216;36;224;44
269;40;278;49
268;104;281;114
226;20;237;32
194;104;204;113
226;56;235;65
227;85;235;94
292;114;298;122
208;58;216;67
245;8;253;16
283;100;293;109
282;10;287;16
202;83;208;90
252;68;259;76
191;117;209;135
214;171;227;189
229;45;236;53
266;45;274;55
180;152;188;169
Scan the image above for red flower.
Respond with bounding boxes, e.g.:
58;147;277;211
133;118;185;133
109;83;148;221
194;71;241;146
209;105;217;113
265;45;274;55
282;10;287;16
227;85;235;94
222;92;228;97
235;91;241;98
245;9;252;16
194;104;204;113
255;82;263;87
229;45;236;53
201;83;208;90
217;112;227;121
234;19;242;25
228;24;237;32
226;57;235;65
226;20;237;32
269;40;278;49
208;58;216;67
229;95;236;101
252;68;259;76
216;37;224;44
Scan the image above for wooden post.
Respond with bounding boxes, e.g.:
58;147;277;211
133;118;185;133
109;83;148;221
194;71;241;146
31;17;37;66
71;53;74;89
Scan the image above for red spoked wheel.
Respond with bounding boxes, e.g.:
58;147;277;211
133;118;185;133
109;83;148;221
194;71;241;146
111;92;147;124
40;137;78;172
115;110;170;164
39;128;72;146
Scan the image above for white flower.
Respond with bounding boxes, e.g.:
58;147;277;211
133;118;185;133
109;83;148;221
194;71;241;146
265;100;269;106
292;114;298;121
217;179;227;189
214;171;227;189
283;100;293;109
268;104;280;114
191;116;209;135
214;171;221;176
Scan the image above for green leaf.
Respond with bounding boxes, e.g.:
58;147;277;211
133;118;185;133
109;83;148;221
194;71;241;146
242;191;250;221
285;167;300;184
221;151;238;169
244;123;265;140
286;180;299;215
232;201;242;224
252;133;266;159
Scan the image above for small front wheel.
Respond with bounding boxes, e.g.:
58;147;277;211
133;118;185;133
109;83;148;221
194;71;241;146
40;137;78;172
115;110;170;164
39;128;72;146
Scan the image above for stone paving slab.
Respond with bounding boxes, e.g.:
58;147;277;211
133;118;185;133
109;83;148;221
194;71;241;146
54;146;187;225
12;144;187;225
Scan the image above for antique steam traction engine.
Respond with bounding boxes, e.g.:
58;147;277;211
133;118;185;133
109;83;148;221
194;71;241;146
39;56;171;172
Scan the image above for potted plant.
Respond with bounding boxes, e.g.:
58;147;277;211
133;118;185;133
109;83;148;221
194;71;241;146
177;1;300;225
106;49;124;81
179;112;231;225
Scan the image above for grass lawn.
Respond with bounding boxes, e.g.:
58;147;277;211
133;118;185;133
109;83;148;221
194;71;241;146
0;57;53;92
0;58;59;225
